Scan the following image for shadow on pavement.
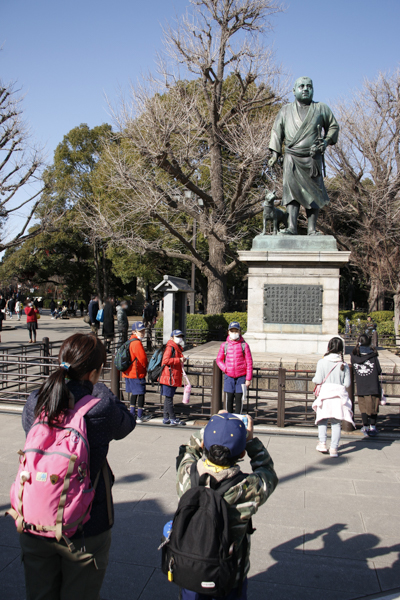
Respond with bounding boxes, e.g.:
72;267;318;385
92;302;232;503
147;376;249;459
248;524;400;600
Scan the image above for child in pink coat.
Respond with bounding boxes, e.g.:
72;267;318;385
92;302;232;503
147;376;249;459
216;321;253;414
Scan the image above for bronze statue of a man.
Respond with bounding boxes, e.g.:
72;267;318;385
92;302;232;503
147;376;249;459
268;77;339;235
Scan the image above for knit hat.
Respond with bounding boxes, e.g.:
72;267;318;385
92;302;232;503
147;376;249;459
203;413;247;458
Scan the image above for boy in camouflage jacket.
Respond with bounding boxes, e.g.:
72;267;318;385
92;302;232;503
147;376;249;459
176;411;278;600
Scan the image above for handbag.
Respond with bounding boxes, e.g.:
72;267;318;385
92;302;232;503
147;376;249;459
313;363;340;398
83;315;91;324
96;309;104;322
182;367;191;404
36;314;41;320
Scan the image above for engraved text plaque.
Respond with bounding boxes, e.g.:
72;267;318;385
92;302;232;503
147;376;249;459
263;284;323;324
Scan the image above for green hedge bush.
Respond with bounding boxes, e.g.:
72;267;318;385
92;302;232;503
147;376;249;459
155;312;247;336
370;311;394;323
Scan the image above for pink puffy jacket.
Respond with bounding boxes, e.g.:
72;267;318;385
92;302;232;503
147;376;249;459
216;336;253;381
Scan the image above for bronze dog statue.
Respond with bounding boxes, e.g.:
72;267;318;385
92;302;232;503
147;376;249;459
262;190;288;235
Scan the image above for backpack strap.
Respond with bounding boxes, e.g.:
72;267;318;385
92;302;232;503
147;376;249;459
224;341;246;359
73;394;101;416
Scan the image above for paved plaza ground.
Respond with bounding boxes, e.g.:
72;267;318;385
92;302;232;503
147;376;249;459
0;413;400;600
1;313;400;598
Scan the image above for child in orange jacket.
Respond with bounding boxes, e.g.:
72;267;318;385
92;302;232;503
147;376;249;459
159;329;187;426
122;322;148;423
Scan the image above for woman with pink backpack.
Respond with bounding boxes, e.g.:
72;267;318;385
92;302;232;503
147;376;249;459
216;321;253;414
14;333;136;600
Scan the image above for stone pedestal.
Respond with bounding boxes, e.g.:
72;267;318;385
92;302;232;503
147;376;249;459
238;235;351;355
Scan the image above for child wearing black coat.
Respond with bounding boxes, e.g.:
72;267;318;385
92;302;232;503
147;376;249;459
351;334;382;437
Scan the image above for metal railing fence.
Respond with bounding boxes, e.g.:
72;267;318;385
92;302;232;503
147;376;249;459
0;338;399;432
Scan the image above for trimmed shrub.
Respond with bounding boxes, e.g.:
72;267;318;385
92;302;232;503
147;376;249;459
377;321;395;336
370;311;394;323
155;312;247;338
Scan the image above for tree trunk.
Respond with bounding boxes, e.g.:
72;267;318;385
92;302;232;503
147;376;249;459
205;236;227;314
93;242;103;305
368;279;379;313
102;244;109;299
394;284;400;346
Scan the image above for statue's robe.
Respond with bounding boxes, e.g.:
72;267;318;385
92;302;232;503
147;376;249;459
269;101;339;209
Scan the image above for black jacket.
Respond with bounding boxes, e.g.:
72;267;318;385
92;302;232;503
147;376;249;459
88;299;99;324
351;349;381;396
102;301;115;338
22;380;136;537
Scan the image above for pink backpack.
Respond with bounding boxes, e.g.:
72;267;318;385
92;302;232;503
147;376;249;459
8;395;101;543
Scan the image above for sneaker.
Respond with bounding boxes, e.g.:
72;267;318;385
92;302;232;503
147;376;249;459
162;419;170;425
330;447;339;458
170;419;186;426
361;426;370;438
316;442;328;453
368;426;378;437
136;418;143;424
136;415;151;424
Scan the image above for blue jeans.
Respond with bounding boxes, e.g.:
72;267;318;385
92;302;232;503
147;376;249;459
181;578;248;600
318;418;341;449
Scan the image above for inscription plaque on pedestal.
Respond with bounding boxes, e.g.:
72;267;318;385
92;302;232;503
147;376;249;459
264;284;323;324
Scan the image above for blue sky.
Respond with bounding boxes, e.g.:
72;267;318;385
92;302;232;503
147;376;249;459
1;0;399;236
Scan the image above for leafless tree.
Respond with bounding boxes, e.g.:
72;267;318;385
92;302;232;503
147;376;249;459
94;0;286;313
319;70;400;325
0;79;47;252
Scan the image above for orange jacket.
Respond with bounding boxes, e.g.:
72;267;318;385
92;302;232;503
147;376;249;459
121;335;148;379
159;339;184;387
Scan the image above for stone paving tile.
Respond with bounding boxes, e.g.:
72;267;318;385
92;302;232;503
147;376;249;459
0;543;20;573
250;551;381;596
100;561;155;600
305;490;400;515
354;480;400;497
133;567;180;600
246;580;357;600
303;529;400;562
0;514;21;549
363;513;400;539
0;555;26;600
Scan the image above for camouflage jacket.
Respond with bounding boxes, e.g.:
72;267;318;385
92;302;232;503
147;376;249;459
176;430;278;584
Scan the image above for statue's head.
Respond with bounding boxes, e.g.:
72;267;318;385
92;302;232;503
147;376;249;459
293;77;313;105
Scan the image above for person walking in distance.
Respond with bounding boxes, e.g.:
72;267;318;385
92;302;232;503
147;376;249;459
312;337;354;457
17;333;136;600
24;300;39;344
216;322;253;414
102;298;115;353
116;301;129;349
351;334;382;437
15;299;22;321
88;296;100;336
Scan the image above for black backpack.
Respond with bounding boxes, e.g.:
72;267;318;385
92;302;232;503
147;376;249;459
114;338;140;372
161;462;251;597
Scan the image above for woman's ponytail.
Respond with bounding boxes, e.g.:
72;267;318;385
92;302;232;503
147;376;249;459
34;365;71;425
34;334;106;426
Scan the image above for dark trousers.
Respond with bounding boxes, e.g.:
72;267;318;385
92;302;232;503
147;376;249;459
20;529;111;600
163;396;176;420
226;392;243;414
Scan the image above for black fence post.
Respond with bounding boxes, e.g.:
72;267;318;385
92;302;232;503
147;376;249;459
277;367;286;427
110;355;120;400
42;337;50;377
342;364;355;432
211;360;222;415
